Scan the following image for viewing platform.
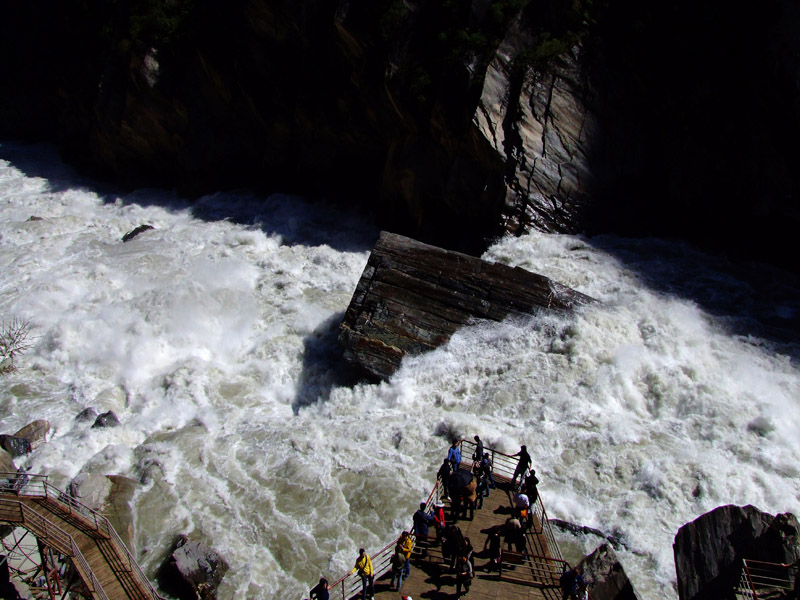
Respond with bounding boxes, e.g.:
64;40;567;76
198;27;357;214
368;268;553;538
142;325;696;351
317;440;572;600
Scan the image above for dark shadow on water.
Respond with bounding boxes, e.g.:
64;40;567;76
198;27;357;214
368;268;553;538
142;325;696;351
0;140;378;253
577;235;800;358
292;311;366;414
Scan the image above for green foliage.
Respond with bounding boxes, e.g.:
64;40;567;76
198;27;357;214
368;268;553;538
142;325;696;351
0;318;32;376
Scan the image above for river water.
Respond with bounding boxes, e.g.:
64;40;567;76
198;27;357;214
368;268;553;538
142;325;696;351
1;142;798;599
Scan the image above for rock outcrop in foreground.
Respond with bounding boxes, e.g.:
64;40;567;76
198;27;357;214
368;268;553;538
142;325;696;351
673;504;799;600
339;231;591;380
578;543;640;600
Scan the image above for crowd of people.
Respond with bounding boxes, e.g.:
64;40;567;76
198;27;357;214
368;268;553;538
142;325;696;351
308;437;589;600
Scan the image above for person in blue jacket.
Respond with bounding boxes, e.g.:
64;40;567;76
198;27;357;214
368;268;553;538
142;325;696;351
447;441;461;473
413;502;435;537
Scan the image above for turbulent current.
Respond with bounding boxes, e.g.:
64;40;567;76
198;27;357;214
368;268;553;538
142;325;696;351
1;142;799;599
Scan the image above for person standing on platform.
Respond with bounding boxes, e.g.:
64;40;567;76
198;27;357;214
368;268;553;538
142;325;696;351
399;531;413;579
481;452;496;490
437;459;452;499
448;441;462;474
455;554;473;598
525;469;540;504
310;577;329;600
351;548;374;600
390;544;406;591
511;444;532;487
413;503;435;537
472;435;484;464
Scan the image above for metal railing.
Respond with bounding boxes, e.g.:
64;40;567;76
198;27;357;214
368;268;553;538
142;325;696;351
0;471;164;600
499;550;567;587
0;498;109;600
311;439;568;599
735;558;797;599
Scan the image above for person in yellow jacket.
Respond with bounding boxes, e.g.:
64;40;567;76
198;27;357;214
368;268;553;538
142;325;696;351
399;531;413;579
351;548;374;600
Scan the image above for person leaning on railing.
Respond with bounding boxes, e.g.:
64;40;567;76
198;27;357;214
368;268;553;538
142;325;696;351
351;548;374;600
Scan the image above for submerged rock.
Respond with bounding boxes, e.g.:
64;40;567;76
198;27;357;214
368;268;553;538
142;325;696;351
673;504;800;600
92;411;120;428
75;407;98;422
339;231;592;380
122;224;154;242
158;535;229;600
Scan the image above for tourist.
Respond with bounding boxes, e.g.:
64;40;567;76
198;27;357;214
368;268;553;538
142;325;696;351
309;577;329;600
350;548;374;600
559;566;585;600
525;469;540;504
514;490;531;528
437;459;452;499
390;545;406;590
504;516;525;553
480;452;496;489
483;526;502;571
475;472;489;509
399;531;413;579
413;502;435;538
455;554;473;597
448;440;462;473
511;444;532;487
433;502;446;539
472;435;484;464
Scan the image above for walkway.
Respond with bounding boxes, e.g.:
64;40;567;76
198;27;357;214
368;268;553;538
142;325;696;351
0;472;161;600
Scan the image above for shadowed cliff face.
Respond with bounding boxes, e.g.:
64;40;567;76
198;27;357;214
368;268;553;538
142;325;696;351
1;0;798;269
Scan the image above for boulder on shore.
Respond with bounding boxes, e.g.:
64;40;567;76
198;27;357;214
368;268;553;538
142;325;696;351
157;535;229;600
673;504;800;600
339;231;592;380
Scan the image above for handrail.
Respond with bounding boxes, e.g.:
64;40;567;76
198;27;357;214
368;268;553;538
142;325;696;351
736;558;796;599
0;498;110;600
0;471;164;600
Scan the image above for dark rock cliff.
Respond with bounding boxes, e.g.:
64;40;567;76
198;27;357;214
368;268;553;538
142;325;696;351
1;1;799;266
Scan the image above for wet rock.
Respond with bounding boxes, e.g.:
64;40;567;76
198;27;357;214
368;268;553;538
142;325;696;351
13;420;50;450
92;411;120;428
0;436;30;458
339;231;593;380
158;535;229;600
0;449;15;473
673;504;800;600
578;543;640;600
75;407;98;422
69;473;137;550
122;224;154;242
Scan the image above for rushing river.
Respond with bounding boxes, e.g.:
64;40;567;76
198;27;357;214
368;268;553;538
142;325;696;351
1;141;798;599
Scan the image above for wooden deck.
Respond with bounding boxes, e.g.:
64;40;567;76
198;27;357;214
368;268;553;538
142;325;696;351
0;478;160;600
370;470;565;600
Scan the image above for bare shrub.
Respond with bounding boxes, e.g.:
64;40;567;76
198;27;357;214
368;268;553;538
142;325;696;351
0;318;32;376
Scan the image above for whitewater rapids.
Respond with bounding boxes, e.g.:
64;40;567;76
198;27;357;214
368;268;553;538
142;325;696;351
0;142;798;599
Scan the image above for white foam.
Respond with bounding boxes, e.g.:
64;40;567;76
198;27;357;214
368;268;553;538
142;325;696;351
1;142;799;599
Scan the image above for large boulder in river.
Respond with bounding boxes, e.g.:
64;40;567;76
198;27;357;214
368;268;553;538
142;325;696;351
339;231;592;380
578;543;640;600
13;420;50;450
158;535;229;600
69;473;138;551
673;504;800;600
